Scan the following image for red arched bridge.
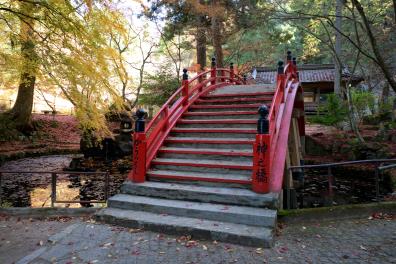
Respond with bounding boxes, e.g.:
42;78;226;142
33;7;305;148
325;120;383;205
97;51;305;247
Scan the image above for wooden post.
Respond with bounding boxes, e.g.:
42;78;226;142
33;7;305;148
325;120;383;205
252;105;271;193
277;61;285;102
129;109;147;182
51;173;56;207
210;57;216;85
182;69;189;106
230;63;234;83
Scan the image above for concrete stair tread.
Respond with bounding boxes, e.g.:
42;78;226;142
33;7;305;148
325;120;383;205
190;104;262;109
96;208;274;247
121;181;278;208
195;98;272;104
209;85;275;95
165;136;254;143
152;158;253;167
147;169;251;182
178;119;257;124
172;127;256;133
184;111;256;116
202;91;274;98
159;147;252;155
109;194;277;224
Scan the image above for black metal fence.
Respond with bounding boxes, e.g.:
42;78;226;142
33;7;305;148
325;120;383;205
287;159;396;209
0;171;109;207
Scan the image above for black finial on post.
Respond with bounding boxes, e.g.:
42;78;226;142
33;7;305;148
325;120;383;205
287;51;292;61
277;61;284;74
257;105;269;134
135;109;146;132
211;57;216;68
292;57;297;65
243;74;247;82
182;68;188;80
230;62;234;70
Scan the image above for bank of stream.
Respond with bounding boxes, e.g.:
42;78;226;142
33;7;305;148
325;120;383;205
0;155;393;208
0;155;129;208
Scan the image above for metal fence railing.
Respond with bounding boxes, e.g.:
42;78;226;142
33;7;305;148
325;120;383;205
0;171;109;207
287;159;396;209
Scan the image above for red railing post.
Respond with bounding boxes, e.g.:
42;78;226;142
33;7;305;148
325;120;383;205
182;69;189;106
252;105;271;193
162;106;169;131
210;57;216;85
129;109;147;183
230;62;234;83
198;71;203;92
277;61;285;102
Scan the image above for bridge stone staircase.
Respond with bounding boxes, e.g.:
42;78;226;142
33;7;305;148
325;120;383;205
96;85;281;247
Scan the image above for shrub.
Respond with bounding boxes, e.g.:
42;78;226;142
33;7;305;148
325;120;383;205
309;94;348;126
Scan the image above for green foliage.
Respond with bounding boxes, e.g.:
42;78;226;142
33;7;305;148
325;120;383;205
309;94;347;125
139;69;180;107
350;89;376;121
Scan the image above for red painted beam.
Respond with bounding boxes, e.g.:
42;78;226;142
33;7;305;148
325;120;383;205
172;128;256;134
158;148;253;157
196;97;273;104
147;172;251;184
189;104;261;109
202;92;274;98
164;138;254;144
178;119;256;124
152;160;252;170
184;111;257;116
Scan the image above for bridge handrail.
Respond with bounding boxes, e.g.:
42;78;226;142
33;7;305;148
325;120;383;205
252;54;304;193
130;62;246;182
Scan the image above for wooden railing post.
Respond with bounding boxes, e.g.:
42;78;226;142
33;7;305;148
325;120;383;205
182;69;189;106
210;57;216;85
277;60;285;102
198;70;203;92
51;173;56;207
252;105;271;193
129;109;147;182
162;106;169;131
230;62;234;83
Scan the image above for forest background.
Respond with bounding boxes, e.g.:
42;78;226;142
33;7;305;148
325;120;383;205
0;0;395;143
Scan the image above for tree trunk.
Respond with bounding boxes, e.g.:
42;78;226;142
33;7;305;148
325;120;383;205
10;5;38;131
334;0;343;96
196;16;207;71
351;0;396;93
211;14;224;67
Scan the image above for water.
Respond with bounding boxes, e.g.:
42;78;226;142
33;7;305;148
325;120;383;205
0;155;130;208
0;155;81;207
296;165;393;208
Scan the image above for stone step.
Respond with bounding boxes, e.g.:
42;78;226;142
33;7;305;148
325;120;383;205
189;104;261;112
202;91;274;100
108;194;277;227
120;181;279;208
96;208;274;247
177;119;256;129
151;158;252;176
157;149;252;163
183;111;256;120
208;84;275;96
147;169;251;187
170;128;256;139
164;137;254;150
195;97;272;105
